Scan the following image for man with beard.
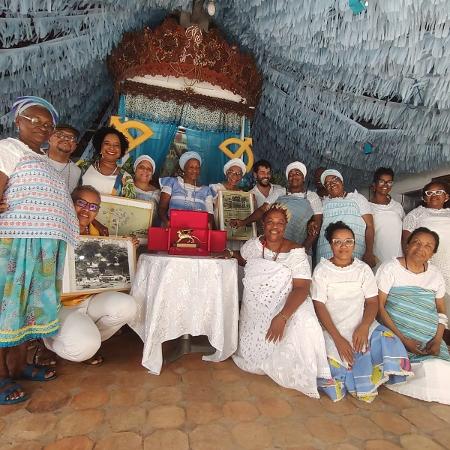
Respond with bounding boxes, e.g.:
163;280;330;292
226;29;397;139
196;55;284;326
249;159;286;208
46;124;81;192
231;162;322;252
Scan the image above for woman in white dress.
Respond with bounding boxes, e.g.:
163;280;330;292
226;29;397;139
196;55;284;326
229;204;331;398
132;155;160;203
312;221;412;403
377;227;450;404
402;181;450;314
369;168;405;270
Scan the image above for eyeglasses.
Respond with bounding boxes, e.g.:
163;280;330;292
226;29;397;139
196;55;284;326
324;176;342;188
424;190;446;197
54;131;77;143
227;171;243;177
75;198;100;212
19;114;55;131
377;180;393;187
331;238;355;247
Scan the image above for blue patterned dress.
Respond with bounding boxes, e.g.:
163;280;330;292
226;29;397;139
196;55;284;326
0;138;78;347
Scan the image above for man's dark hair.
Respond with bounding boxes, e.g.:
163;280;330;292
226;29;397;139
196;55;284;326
252;159;272;173
55;123;80;139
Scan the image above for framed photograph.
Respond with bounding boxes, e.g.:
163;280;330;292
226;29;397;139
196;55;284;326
96;194;154;243
62;236;136;295
218;190;257;241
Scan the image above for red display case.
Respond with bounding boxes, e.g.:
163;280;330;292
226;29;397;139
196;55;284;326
148;209;226;256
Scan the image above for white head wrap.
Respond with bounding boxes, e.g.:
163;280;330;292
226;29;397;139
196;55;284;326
285;161;307;179
179;151;202;170
223;158;246;176
134;155;156;173
320;169;344;186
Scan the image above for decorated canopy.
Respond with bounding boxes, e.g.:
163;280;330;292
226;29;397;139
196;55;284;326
1;0;449;187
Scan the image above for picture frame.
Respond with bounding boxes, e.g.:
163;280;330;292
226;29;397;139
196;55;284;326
96;194;154;243
62;236;136;295
217;190;257;241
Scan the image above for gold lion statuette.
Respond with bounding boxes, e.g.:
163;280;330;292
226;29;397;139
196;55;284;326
175;228;200;247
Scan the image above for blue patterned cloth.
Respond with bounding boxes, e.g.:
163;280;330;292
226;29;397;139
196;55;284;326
318;324;412;402
160;176;214;214
275;195;314;244
316;196;366;260
0;238;66;347
385;286;450;363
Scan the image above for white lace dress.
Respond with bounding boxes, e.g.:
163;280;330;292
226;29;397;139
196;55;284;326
232;238;331;398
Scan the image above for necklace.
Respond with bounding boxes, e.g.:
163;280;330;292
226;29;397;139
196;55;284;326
95;160;118;176
46;153;69;173
405;257;426;274
183;179;198;210
262;239;284;261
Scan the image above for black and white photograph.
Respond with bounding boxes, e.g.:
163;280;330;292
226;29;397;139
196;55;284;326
63;236;136;295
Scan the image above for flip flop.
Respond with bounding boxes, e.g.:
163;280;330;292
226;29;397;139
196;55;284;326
82;353;104;366
0;378;29;405
19;364;57;382
29;342;57;367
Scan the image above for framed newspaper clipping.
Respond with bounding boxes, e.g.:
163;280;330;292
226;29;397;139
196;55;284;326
217;190;257;241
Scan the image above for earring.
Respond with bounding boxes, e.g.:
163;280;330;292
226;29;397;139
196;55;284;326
16;126;20;133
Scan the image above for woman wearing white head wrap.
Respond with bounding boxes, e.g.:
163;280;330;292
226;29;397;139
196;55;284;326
133;155;160;204
316;169;375;267
158;150;214;228
0;97;78;403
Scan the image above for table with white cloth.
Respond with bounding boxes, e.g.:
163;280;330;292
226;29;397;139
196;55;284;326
129;253;239;375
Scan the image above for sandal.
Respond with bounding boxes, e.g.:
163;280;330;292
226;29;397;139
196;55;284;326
0;378;28;405
29;341;57;368
19;364;56;382
82;353;104;366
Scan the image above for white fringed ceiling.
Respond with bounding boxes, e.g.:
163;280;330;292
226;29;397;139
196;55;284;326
1;0;449;187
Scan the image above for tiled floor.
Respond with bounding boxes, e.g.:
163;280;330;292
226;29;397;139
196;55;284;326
1;330;449;450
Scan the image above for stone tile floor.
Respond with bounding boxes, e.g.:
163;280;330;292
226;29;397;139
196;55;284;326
1;330;449;450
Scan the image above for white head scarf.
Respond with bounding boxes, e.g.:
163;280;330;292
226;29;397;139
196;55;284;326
285;161;307;179
134;155;156;173
223;158;246;176
179;151;202;170
320;169;344;186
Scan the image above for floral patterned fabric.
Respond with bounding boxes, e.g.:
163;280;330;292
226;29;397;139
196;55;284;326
0;237;67;347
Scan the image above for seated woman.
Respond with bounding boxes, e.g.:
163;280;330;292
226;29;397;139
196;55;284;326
317;169;375;267
133;155;160;203
81;126;135;198
158;151;214;228
377;227;450;404
44;185;138;365
229;204;331;398
312;221;412;403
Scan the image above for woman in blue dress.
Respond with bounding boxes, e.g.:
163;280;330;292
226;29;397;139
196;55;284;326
158;151;214;228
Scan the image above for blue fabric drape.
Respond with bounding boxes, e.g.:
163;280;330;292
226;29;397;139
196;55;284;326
118;96;178;176
184;128;239;185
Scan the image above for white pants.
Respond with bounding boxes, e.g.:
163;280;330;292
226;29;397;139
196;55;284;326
44;291;137;362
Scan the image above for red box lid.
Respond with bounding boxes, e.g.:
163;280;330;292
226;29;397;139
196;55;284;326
169;209;209;229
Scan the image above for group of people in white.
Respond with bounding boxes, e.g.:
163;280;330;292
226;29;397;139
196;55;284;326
0;96;448;407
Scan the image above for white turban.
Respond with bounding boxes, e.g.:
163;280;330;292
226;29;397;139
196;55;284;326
223;158;246;176
134;155;156;173
179;151;202;170
285;161;307;179
320;169;344;186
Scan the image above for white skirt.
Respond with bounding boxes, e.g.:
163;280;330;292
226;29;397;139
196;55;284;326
386;358;450;405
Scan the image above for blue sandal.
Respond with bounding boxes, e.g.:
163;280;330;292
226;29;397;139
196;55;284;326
20;364;57;382
0;378;28;405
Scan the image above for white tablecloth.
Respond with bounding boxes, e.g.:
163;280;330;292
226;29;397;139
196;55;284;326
129;253;239;374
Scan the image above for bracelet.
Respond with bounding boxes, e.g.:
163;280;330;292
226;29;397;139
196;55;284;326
278;312;290;322
226;248;234;259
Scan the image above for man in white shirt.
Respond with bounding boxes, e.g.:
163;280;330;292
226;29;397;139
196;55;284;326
46;124;81;192
249;159;286;208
